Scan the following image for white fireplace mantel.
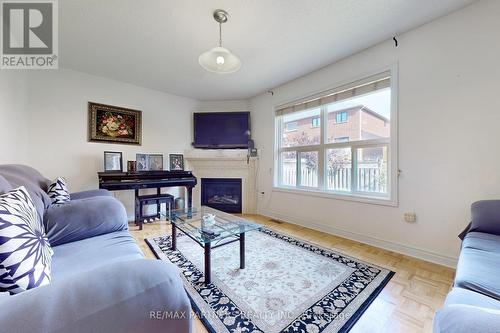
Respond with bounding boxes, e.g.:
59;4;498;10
184;150;258;214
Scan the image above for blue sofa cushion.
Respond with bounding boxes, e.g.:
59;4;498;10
444;287;500;309
454;232;500;301
47;177;70;205
0;187;53;294
434;304;500;333
0;176;12;194
470;200;500;236
44;196;128;246
0;259;192;333
51;230;143;281
70;189;111;200
435;289;500;333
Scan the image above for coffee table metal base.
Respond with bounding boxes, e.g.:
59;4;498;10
170;223;246;285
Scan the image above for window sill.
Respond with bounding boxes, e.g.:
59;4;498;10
272;186;398;207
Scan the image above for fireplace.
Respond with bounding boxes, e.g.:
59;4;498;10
201;178;242;213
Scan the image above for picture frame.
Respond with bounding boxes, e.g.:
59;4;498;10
148;154;164;171
104;151;123;172
136;153;149;172
169;154;184;171
135;154;164;172
88;102;142;145
127;160;137;173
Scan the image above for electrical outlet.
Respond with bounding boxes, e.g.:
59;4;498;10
404;212;417;223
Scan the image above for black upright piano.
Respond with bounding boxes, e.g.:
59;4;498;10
98;171;197;226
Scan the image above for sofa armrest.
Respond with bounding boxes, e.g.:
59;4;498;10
469;200;500;236
44;196;128;246
0;259;192;333
434;304;500;333
70;189;111;200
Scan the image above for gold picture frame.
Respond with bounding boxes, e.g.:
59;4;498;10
88;102;142;145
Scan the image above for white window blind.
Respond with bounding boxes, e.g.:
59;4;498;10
275;71;390;116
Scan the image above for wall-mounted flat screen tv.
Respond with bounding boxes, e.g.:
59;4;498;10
193;112;250;149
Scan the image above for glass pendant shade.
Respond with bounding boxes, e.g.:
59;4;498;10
198;46;241;74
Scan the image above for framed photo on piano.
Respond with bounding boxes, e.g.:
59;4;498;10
104;151;123;172
148;154;163;171
135;153;164;171
136;154;149;171
169;154;184;171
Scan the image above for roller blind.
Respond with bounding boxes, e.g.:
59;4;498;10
275;71;390;116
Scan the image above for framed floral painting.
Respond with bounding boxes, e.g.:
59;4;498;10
88;102;142;145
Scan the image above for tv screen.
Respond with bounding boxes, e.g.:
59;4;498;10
193;112;250;149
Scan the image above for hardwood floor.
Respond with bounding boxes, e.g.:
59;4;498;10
130;215;455;333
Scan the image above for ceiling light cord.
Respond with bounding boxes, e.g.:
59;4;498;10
219;22;222;47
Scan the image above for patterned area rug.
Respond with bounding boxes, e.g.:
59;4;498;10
146;228;394;333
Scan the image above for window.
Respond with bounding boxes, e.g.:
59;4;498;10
335;112;348;123
311;117;320;128
284;121;298;132
282;108;321;148
274;70;395;203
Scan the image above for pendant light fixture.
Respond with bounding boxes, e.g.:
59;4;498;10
199;9;241;74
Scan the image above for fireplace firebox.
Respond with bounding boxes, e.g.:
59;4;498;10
201;178;242;213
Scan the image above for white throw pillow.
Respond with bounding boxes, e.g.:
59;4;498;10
0;186;53;294
47;177;70;204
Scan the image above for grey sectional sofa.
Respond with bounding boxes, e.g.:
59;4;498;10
0;165;192;333
434;200;500;333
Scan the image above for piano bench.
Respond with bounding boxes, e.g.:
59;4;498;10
135;193;174;230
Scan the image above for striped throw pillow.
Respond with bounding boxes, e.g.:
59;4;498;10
47;177;70;204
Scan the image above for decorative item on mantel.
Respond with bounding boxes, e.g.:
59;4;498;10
88;102;142;145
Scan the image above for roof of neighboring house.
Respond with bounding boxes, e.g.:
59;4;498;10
284;105;390;123
332;105;390;123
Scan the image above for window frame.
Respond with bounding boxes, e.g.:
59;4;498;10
273;66;398;206
335;111;348;123
284;121;298;132
311;117;321;128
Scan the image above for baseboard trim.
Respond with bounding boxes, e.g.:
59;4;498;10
259;208;458;268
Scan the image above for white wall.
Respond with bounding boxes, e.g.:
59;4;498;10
251;0;500;267
0;72;29;164
21;69;197;218
194;100;251;113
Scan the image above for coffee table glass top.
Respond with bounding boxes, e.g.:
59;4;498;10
166;206;261;245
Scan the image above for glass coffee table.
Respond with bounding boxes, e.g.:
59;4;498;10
167;206;261;285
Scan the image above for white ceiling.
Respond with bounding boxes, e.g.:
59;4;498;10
59;0;475;101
